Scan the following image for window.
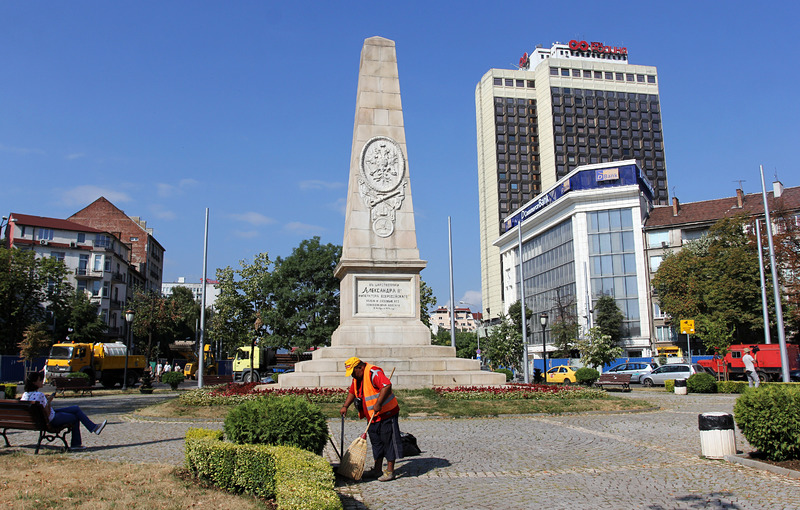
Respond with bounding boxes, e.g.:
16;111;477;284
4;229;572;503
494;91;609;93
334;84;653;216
647;75;656;83
36;229;54;241
505;78;513;86
95;234;112;248
647;231;669;248
615;73;623;81
493;77;502;86
681;229;708;243
77;233;86;243
550;67;558;76
50;251;65;262
605;72;613;80
650;255;664;272
130;236;139;242
561;69;570;76
516;79;524;87
93;255;103;272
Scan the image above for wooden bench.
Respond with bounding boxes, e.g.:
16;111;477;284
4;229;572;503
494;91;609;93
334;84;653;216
52;377;94;396
595;373;632;391
0;399;72;453
202;375;233;387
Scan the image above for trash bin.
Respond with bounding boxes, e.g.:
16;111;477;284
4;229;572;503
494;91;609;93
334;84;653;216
674;378;687;395
699;412;736;459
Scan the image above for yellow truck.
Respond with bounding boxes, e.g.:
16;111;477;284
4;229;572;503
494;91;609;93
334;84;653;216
46;342;146;388
168;341;217;380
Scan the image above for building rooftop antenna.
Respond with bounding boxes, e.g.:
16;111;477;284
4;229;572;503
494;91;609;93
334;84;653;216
734;179;746;191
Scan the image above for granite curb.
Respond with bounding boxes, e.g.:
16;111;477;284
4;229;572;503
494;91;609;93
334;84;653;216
725;453;800;479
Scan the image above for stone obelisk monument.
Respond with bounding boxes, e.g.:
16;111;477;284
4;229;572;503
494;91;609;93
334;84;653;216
279;37;504;389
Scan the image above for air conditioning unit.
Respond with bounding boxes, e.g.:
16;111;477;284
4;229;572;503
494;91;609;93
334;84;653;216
69;241;78;248
39;239;49;246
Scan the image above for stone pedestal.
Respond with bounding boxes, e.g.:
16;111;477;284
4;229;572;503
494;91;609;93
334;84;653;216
279;37;504;389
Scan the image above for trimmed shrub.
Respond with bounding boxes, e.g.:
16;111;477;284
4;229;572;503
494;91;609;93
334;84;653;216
495;368;513;382
717;380;748;393
734;385;800;461
66;371;90;380
161;371;185;389
687;372;717;393
185;429;340;509
1;383;17;399
665;380;675;393
224;396;328;455
575;367;600;386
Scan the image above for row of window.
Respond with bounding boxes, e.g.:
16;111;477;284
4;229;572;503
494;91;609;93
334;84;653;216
550;67;656;84
492;77;536;88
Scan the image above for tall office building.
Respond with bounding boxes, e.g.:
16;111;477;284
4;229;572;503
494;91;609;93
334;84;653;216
476;40;668;318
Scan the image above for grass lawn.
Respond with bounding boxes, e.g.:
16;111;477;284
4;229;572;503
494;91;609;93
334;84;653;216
0;452;270;510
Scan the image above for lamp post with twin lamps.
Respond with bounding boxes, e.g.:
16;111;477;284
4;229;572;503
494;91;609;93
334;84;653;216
540;312;548;383
122;309;135;390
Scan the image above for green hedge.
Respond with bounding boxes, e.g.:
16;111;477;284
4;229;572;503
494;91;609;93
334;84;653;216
1;383;17;399
162;371;185;388
185;428;340;510
734;385;800;461
665;380;675;392
575;367;599;386
495;368;513;382
687;373;717;393
66;372;90;380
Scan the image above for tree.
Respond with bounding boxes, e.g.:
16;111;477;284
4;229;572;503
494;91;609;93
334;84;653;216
211;253;273;357
550;290;580;358
419;278;436;329
167;286;201;341
576;327;624;369
769;203;800;341
263;237;341;351
432;328;479;360
18;322;51;374
66;291;107;342
594;295;624;344
0;247;72;354
130;290;173;360
507;300;533;332
652;215;766;348
483;314;523;371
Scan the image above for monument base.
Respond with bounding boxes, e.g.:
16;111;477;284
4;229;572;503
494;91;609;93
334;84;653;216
278;344;506;389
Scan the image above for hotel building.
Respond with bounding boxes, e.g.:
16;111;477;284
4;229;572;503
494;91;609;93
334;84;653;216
476;40;668;319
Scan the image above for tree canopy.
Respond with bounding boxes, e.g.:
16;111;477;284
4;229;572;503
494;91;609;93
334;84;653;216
0;247;72;354
652;215;765;350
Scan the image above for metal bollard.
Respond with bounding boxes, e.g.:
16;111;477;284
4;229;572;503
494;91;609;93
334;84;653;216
699;412;736;459
674;378;687;395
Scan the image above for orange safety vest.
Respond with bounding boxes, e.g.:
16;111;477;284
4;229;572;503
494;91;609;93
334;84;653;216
351;363;398;421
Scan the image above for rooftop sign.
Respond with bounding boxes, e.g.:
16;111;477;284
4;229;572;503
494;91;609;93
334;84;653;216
569;40;627;56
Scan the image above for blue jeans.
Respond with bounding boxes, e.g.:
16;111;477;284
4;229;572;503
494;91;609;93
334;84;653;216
50;406;97;447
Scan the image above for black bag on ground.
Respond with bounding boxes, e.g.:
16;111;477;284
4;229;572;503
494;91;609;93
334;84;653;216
401;432;421;456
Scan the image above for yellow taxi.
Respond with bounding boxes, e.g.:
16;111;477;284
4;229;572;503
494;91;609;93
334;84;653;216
545;365;580;384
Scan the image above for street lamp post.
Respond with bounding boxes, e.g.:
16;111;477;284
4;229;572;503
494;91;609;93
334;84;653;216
459;300;482;362
123;309;134;390
540;312;548;383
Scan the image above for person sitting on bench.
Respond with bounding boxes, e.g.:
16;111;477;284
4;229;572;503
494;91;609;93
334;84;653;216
20;372;108;451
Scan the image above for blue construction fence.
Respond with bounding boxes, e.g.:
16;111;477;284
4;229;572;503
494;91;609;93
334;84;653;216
0;355;48;383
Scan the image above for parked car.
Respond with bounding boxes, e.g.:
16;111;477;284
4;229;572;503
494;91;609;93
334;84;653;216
790;369;800;382
606;362;659;384
545;365;580;384
641;363;705;387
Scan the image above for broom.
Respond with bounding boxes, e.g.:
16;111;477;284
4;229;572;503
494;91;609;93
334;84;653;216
337;367;395;480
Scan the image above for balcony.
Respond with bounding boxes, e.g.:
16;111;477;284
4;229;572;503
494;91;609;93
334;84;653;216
75;268;103;279
112;272;125;282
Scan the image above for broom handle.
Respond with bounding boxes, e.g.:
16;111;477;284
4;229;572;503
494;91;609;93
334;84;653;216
361;367;396;435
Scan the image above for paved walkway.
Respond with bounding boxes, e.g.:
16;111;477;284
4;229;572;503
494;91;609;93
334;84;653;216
5;390;799;509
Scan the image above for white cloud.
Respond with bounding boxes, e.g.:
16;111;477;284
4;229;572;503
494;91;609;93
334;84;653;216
0;143;44;155
60;185;132;207
156;178;200;198
64;153;85;160
285;222;325;234
229;212;276;226
149;204;176;220
299;180;345;191
234;230;259;239
329;197;347;216
458;291;483;312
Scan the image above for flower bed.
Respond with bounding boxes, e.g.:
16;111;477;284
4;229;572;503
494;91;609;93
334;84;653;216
434;384;606;400
179;383;347;406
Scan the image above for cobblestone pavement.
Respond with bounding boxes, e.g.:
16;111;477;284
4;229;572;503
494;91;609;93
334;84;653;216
5;389;800;509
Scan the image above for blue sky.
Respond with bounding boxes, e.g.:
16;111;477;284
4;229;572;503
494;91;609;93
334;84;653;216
1;1;798;314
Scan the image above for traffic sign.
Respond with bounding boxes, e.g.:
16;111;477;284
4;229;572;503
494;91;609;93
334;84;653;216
680;319;695;334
